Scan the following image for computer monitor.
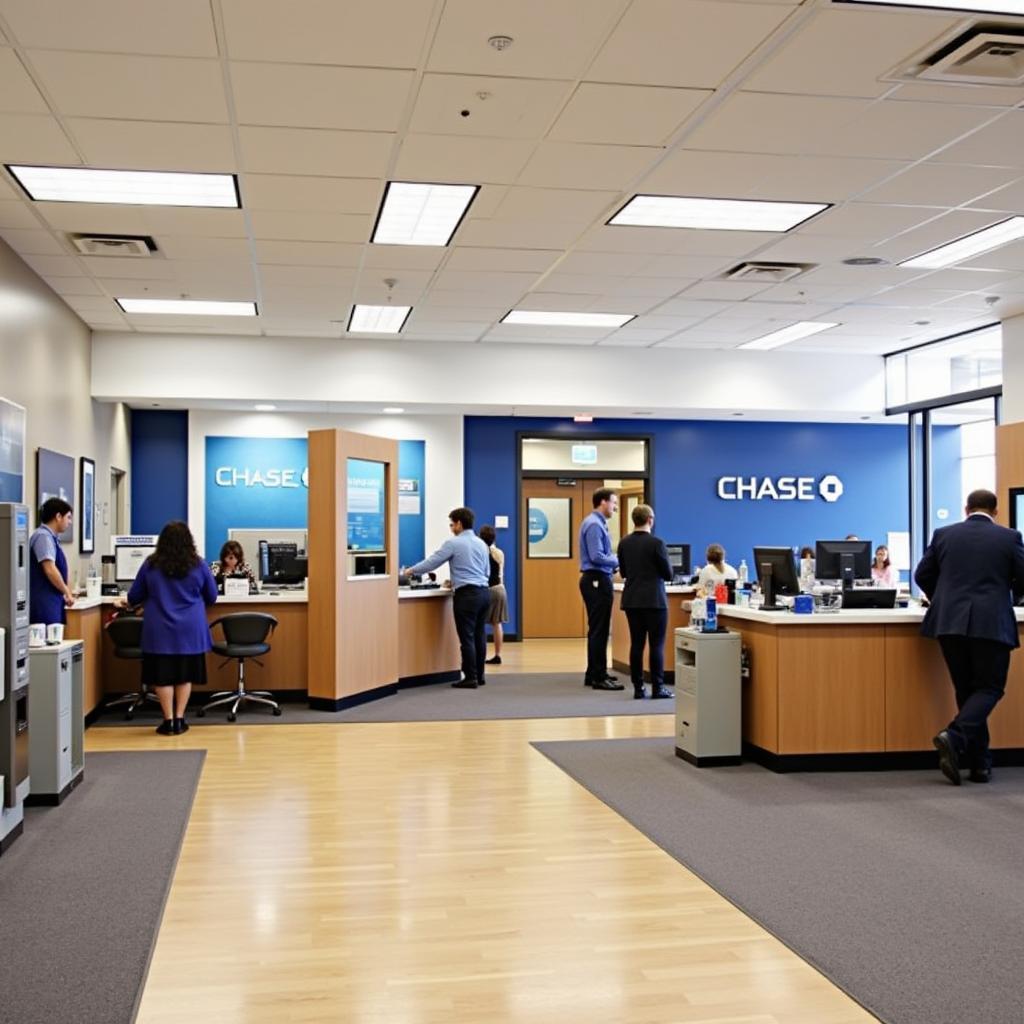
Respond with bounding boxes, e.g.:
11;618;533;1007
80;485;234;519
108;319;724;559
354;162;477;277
114;543;156;584
259;541;307;585
665;543;691;581
752;546;800;609
815;539;872;587
353;552;387;576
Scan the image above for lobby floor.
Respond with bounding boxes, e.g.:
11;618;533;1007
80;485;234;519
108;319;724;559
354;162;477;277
85;640;873;1024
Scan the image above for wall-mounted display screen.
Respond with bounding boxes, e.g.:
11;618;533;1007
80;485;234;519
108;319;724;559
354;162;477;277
527;497;571;559
347;458;386;552
1010;488;1024;532
0;396;26;503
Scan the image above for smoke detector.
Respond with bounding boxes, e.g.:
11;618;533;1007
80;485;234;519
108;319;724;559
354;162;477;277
887;23;1024;87
721;261;813;284
69;233;158;257
488;34;514;52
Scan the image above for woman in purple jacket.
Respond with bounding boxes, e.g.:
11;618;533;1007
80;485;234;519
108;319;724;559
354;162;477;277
125;521;218;735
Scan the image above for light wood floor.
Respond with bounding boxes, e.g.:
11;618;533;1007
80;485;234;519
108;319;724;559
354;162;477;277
85;640;873;1024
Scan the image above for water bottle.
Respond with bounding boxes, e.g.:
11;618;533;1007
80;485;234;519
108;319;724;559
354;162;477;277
738;559;748;585
691;596;705;631
704;596;717;632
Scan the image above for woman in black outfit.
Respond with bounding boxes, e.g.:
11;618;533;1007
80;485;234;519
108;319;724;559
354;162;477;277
616;504;674;700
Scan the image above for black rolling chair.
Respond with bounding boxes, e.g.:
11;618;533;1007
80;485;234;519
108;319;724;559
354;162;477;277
105;616;161;719
199;612;282;721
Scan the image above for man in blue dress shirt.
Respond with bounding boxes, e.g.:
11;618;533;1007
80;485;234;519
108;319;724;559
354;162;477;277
404;507;492;689
579;487;624;691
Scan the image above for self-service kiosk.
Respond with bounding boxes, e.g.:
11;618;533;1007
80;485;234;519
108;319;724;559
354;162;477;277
0;503;31;853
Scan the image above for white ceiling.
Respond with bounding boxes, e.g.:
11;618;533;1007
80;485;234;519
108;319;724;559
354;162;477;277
0;0;1022;353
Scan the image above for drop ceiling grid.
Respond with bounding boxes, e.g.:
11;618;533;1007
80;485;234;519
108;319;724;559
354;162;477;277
0;0;1017;349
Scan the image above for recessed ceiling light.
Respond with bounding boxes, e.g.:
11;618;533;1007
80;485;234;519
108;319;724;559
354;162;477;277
116;298;256;316
502;310;636;328
383;407;405;414
609;195;829;232
899;216;1024;270
842;256;889;266
348;304;412;334
254;404;276;412
573;415;594;423
839;0;1024;14
371;181;479;247
7;165;239;207
738;321;839;351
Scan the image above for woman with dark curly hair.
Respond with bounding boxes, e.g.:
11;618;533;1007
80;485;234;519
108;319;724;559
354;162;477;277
123;521;218;735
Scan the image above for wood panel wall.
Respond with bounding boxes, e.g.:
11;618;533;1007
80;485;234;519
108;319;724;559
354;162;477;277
996;421;1024;527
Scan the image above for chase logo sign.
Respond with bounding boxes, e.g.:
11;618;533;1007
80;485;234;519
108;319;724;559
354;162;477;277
717;474;844;503
214;466;309;488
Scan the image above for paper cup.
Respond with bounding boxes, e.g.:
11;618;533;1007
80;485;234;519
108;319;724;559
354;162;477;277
86;577;102;599
46;623;65;644
29;623;46;647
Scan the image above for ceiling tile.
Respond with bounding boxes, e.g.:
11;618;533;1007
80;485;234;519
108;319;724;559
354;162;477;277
798;203;944;240
0;200;40;229
685;93;994;161
34;204;248;240
395;134;535;185
237;127;394;177
28;51;228;123
858;162;1020;207
742;8;957;99
595;330;667;346
587;0;792;88
41;276;103;296
428;0;626;79
873;209;1012;263
230;62;413;131
962;241;1024;273
517;142;660;190
889;81;1024;109
679;280;772;301
0;227;64;254
80;255;177;279
21;253;84;276
638;149;906;202
171;264;258;296
0;0;218;56
0;113;80;163
550;83;710;146
156;236;252;262
249;209;371;242
0;48;46;113
445;247;560;273
352;273;433;303
259;264;357;289
363;245;446;271
432;268;540;296
554;251;653;276
254;239;364;266
491;187;618;225
67;119;237;172
411;305;502;323
456;218;585;249
242;174;380;213
964;176;1024;214
94;277;193;297
410;74;571;139
929;111;1024;167
220;0;434;68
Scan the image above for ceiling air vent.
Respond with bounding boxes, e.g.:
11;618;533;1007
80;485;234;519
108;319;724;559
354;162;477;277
721;261;813;284
69;233;159;257
891;24;1024;87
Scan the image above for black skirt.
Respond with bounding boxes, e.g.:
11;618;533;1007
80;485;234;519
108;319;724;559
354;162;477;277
141;653;208;687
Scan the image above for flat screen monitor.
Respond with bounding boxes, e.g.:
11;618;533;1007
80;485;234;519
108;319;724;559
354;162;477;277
114;544;156;583
1010;487;1024;531
752;546;800;598
815;539;872;583
665;543;691;578
353;553;387;577
259;541;307;585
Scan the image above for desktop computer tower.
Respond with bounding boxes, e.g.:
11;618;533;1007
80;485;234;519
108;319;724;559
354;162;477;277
0;503;31;814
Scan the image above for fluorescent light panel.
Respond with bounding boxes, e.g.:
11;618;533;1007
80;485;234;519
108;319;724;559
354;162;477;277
739;321;839;351
117;298;256;316
372;182;479;246
502;310;636;328
900;217;1024;270
348;304;412;334
7;165;239;207
609;195;829;232
838;0;1024;14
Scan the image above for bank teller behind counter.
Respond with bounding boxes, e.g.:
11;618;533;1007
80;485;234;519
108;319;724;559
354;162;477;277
210;540;258;595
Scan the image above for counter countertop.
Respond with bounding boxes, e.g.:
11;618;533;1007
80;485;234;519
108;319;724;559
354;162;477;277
399;587;452;600
715;604;1024;627
70;592;310;609
28;639;83;654
613;583;695;595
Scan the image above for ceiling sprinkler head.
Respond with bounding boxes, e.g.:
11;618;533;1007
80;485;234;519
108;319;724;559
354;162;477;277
488;34;514;52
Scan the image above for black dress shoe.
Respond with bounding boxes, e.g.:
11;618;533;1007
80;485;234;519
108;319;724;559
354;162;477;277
604;674;619;683
155;719;175;735
452;680;478;689
968;767;992;783
650;687;674;700
933;730;961;786
592;677;625;691
173;718;190;735
633;685;647;700
486;655;501;665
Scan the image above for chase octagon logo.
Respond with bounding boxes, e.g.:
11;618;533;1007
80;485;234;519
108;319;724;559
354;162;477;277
818;474;844;503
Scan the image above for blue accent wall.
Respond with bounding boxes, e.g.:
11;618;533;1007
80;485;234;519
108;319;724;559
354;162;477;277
465;417;962;636
130;410;188;534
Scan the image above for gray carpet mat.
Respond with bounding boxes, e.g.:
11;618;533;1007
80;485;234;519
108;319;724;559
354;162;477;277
91;673;673;725
532;736;1024;1024
0;750;205;1024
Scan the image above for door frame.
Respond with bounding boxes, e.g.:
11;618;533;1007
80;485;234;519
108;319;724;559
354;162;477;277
515;431;654;642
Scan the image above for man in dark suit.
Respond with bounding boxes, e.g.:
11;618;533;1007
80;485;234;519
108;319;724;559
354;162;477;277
914;488;1024;785
616;504;674;700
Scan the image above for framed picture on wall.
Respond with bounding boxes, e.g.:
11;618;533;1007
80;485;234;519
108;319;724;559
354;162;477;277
36;447;75;543
0;396;26;503
79;457;95;554
527;497;572;559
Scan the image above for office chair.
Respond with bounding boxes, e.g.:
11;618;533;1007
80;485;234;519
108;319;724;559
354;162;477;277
198;612;282;722
104;616;161;719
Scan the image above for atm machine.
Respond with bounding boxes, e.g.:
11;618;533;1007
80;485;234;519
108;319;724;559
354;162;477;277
0;503;31;853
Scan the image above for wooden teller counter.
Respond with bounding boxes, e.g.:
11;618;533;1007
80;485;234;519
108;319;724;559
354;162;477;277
65;589;459;719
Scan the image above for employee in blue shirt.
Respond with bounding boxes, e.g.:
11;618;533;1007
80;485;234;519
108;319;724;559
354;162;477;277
29;497;76;626
404;507;492;689
579;487;624;691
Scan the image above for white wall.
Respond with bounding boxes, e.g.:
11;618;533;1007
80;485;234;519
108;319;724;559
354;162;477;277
93;330;886;419
0;239;130;585
187;410;463;559
1001;311;1024;425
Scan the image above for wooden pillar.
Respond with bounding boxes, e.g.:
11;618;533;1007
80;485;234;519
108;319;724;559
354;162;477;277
307;429;400;708
995;422;1024;527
